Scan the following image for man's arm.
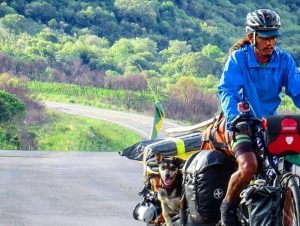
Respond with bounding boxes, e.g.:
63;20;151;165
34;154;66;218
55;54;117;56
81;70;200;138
218;54;244;128
284;54;300;109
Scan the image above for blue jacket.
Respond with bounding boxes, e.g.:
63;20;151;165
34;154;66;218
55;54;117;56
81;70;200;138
218;44;300;128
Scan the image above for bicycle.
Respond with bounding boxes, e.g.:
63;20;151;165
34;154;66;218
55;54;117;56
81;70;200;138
229;100;300;226
133;100;300;226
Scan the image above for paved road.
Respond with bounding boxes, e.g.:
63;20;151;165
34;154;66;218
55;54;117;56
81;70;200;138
0;102;184;226
0;151;144;226
0;102;182;226
2;102;297;226
43;101;181;139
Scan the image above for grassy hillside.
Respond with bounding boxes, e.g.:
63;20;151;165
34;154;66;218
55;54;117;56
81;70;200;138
0;1;300;150
35;111;142;151
2;1;299;52
0;75;142;151
0;0;299;83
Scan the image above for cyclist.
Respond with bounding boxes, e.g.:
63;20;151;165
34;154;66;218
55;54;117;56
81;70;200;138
217;8;300;226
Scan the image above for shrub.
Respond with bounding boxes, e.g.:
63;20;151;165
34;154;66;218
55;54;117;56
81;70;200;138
0;90;25;123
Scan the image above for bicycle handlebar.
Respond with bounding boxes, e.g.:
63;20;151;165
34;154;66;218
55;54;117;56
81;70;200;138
230;113;262;142
229;109;281;175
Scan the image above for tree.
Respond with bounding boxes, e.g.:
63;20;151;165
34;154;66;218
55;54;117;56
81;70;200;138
0;2;16;17
23;29;60;61
171;76;199;103
0;90;25;123
0;13;43;35
201;44;224;59
24;1;57;23
164;76;218;122
159;40;192;60
109;38;158;73
38;28;59;43
161;52;218;77
114;0;158;28
0;14;28;34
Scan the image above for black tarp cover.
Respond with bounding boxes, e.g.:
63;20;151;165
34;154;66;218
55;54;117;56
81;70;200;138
119;131;202;161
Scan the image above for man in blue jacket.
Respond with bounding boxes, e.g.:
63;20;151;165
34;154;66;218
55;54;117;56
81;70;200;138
218;8;300;226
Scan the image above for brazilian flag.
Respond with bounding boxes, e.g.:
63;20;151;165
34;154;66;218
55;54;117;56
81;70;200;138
150;101;165;140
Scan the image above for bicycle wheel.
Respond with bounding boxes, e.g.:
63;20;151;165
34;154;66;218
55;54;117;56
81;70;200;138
282;175;300;226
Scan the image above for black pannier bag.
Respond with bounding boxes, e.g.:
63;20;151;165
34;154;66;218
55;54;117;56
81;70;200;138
240;181;281;226
181;150;235;225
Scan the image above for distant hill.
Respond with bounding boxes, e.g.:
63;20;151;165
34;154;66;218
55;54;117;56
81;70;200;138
1;0;300;150
0;0;299;82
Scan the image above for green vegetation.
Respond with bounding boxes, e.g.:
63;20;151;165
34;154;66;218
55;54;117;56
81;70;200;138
0;75;142;151
35;111;142;151
0;1;300;151
279;94;300;114
26;79;299;116
26;78;219;123
0;90;25;123
0;1;299;85
0;90;26;149
26;80;154;111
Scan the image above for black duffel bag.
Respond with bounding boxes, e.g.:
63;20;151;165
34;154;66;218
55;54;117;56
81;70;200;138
181;150;235;225
240;181;281;226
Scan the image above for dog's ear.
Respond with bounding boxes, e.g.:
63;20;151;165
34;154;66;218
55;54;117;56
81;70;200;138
155;153;163;163
173;157;184;167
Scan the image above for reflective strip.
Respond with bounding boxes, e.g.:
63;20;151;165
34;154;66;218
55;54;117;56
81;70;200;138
231;134;252;150
169;137;185;155
177;150;199;160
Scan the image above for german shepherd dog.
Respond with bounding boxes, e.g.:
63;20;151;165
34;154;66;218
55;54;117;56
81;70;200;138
155;153;184;226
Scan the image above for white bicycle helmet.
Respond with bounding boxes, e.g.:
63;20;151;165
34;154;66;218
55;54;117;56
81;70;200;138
246;9;281;37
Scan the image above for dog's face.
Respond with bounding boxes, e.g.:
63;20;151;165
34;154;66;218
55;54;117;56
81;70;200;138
155;153;182;187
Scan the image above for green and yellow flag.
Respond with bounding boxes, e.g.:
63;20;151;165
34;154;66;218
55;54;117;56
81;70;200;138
150;101;165;140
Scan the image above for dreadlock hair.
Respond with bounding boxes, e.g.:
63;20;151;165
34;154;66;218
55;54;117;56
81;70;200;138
228;37;251;54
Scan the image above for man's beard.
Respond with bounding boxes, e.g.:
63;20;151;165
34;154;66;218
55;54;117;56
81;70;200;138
263;52;272;58
255;47;273;63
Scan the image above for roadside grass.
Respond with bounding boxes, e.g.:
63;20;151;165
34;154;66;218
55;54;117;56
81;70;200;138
35;110;142;152
25;80;299;153
26;81;154;111
23;81;147;152
0;127;18;150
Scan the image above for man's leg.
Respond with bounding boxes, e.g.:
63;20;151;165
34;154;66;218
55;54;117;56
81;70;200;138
221;152;258;226
225;152;258;202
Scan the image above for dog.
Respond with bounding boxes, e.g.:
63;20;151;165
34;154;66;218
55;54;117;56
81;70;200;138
155;153;184;226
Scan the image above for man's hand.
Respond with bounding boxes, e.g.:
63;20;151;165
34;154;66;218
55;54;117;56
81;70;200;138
236;121;251;134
